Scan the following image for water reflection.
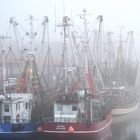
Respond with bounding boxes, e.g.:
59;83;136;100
112;107;140;140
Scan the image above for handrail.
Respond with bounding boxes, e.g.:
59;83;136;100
0;118;30;123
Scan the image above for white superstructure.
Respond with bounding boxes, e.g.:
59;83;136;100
0;93;32;123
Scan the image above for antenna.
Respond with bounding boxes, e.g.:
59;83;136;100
41;16;49;44
63;0;65;16
54;5;57;32
96;15;103;63
78;9;92;65
10;17;18;44
25;15;38;45
78;9;92;47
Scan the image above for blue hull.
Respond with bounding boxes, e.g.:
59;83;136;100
0;132;35;140
0;123;40;140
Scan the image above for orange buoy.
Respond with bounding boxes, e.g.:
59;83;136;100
37;127;43;132
68;126;74;133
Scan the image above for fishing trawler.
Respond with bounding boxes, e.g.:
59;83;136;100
38;10;112;140
104;31;139;116
0;51;41;140
0;93;39;140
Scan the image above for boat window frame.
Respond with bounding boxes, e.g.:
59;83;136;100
3;116;11;123
25;102;28;109
57;104;63;111
16;103;18;111
72;105;78;111
4;104;10;112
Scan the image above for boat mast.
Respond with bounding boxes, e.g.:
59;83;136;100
83;9;89;74
64;17;68;94
2;50;6;95
106;32;113;94
26;15;38;93
10;17;20;51
57;16;71;94
41;16;49;44
79;10;93;122
79;9;90;89
96;15;103;63
95;16;106;91
126;31;138;86
83;9;88;49
0;36;11;95
29;15;35;45
63;16;69;94
127;31;138;63
117;28;125;86
25;15;37;46
10;17;25;65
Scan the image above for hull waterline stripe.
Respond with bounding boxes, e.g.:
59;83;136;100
0;131;34;134
113;102;139;111
43;119;112;134
112;102;139;115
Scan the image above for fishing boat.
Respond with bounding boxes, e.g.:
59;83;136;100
104;31;139;116
38;10;112;140
0;50;42;140
0;93;39;140
111;87;139;116
38;92;112;140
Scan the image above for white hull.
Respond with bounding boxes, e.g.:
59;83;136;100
112;102;139;116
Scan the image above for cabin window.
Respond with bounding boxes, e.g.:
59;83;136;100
72;105;77;111
16;102;20;110
57;104;63;111
29;100;31;108
4;116;11;123
19;102;20;110
4;104;9;112
25;102;28;109
16;103;18;111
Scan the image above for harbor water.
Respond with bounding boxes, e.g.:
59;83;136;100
112;106;140;140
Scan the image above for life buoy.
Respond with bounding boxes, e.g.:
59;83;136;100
68;126;74;133
16;114;20;122
37;127;43;132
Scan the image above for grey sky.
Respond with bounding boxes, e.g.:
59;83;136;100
0;0;140;58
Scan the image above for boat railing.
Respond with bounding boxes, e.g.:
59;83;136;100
43;117;77;123
0;118;31;123
43;117;104;123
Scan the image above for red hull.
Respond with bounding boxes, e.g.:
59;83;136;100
38;112;112;140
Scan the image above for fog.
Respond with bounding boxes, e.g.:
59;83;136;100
0;0;140;59
0;2;140;139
